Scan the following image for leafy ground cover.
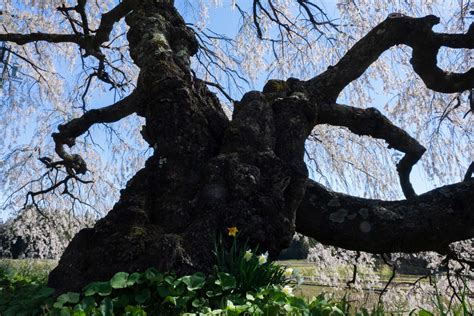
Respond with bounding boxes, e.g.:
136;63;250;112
0;264;385;315
1;232;473;316
0;258;473;315
0;258;473;316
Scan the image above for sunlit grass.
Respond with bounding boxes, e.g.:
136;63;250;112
0;259;57;282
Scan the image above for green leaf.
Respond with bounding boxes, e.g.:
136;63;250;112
144;268;162;282
179;272;206;291
127;272;144;286
215;272;236;291
112;294;130;308
164;296;177;306
97;282;113;296
192;298;206;308
100;297;113;316
83;282;112;297
57;292;81;304
206;289;222;297
176;295;192;308
135;289;151;304
72;310;87;316
80;296;96;310
156;284;171;298
124;305;147;316
110;272;129;289
418;310;434;316
59;307;72;316
37;287;55;297
164;275;175;285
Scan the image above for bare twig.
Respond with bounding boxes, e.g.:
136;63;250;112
378;254;396;302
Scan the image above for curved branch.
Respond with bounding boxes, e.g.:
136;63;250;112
296;179;474;254
52;91;139;174
465;162;474;181
319;103;426;199
91;0;135;49
309;15;474;98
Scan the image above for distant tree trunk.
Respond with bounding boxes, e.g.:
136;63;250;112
47;1;474;293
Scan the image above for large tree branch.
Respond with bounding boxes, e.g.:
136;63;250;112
435;24;474;48
296;179;474;254
319;103;426;199
309;15;474;98
1;0;135;57
52;91;139;175
0;33;85;45
91;0;135;51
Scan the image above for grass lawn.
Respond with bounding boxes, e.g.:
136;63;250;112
0;259;57;281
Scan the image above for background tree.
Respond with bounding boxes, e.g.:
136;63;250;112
0;206;93;259
0;0;473;293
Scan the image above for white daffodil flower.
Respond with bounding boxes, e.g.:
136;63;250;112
282;285;293;296
284;267;293;278
258;252;268;265
244;249;252;261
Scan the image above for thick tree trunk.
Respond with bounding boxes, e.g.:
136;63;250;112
48;1;310;293
47;2;474;293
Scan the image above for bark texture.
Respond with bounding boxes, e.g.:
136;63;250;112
2;1;468;293
297;179;474;254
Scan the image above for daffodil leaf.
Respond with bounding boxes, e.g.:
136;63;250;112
215;272;236;291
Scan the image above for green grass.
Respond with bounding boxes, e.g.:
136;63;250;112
0;259;57;282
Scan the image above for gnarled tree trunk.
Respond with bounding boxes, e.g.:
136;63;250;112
47;1;310;292
36;1;472;293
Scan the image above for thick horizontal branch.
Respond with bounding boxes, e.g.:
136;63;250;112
296;179;474;254
435;24;474;48
0;33;85;45
318;103;426;199
309;15;474;98
52;91;139;174
1;0;135;57
54;90;138;144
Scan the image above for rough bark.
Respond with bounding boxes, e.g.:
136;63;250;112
2;1;472;293
297;179;474;254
